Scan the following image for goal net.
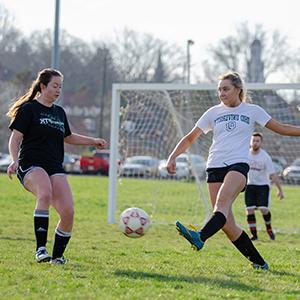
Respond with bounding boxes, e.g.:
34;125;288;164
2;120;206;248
108;83;300;225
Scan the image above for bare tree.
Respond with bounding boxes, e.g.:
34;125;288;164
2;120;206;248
0;81;18;152
109;28;185;83
284;48;300;83
202;23;291;82
0;5;20;49
0;5;24;80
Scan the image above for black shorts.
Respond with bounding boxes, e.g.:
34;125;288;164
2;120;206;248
245;184;270;208
206;163;249;183
17;164;66;185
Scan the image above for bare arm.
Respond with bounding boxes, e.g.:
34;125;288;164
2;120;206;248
64;133;107;149
7;129;23;179
166;126;203;174
265;119;300;136
270;173;284;200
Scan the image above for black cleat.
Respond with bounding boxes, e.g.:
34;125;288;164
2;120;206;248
51;256;67;265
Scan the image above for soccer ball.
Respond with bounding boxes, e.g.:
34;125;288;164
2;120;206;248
119;207;151;238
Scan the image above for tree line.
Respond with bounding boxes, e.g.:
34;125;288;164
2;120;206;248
0;4;299;153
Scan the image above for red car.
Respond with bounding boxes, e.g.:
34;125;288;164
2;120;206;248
80;150;110;175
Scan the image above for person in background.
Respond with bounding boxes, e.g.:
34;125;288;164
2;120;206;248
167;71;300;270
245;132;284;241
6;68;107;265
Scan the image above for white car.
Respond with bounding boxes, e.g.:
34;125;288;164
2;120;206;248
282;158;300;183
158;160;190;180
158;153;206;180
63;153;81;174
0;154;11;172
120;156;160;178
176;153;207;180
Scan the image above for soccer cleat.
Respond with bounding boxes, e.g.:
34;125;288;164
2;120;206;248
50;257;67;265
250;236;258;241
35;247;51;263
252;262;269;270
176;221;204;251
268;231;275;240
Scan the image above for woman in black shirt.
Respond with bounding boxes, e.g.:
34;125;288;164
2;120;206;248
6;68;107;265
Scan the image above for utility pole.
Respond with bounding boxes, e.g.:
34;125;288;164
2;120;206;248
99;49;108;137
52;0;63;105
52;0;60;70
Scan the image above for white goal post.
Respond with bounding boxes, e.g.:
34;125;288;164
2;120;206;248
108;83;300;224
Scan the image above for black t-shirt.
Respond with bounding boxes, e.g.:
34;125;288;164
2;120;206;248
9;100;72;168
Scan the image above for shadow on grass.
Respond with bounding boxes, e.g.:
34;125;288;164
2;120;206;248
270;269;300;279
114;269;265;292
0;236;35;242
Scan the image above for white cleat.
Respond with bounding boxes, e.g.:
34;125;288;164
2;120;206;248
35;247;51;263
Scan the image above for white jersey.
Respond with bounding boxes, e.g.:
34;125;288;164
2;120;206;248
196;102;271;168
247;149;275;186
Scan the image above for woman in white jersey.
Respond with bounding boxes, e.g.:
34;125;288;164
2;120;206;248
167;71;300;270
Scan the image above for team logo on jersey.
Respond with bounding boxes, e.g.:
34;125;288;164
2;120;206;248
225;121;236;131
39;113;65;133
250;160;264;171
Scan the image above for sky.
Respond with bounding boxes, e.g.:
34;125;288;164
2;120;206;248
1;0;300;82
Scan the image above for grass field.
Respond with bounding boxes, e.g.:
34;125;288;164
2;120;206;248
0;174;299;299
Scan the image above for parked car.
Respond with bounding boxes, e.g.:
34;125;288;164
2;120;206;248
271;156;287;175
0;153;81;174
0;154;11;172
63;153;81;174
0;152;9;159
158;159;190;180
175;153;207;180
282;158;300;183
272;160;283;176
272;156;288;168
80;150;110;175
120;156;160;178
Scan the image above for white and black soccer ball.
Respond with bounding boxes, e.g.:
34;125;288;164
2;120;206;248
119;207;151;238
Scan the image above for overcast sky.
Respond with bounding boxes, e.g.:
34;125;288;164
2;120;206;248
1;0;300;81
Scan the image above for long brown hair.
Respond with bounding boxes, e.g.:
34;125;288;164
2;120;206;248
6;68;63;120
219;71;249;102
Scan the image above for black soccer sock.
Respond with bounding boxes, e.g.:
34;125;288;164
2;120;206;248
232;231;266;266
52;228;71;259
247;214;257;239
200;211;227;242
263;211;274;237
34;209;49;251
263;212;272;230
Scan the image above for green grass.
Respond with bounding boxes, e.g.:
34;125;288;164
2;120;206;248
0;174;299;299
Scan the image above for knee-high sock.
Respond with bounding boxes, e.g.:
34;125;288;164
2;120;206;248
232;231;266;266
200;211;226;242
263;211;274;237
34;209;49;250
247;213;257;239
263;212;272;229
52;228;71;259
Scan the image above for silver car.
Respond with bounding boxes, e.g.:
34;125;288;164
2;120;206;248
282;158;300;183
158;159;190;180
120;156;160;178
0;154;11;172
175;153;207;180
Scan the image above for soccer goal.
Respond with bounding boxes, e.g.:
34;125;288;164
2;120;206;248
108;83;300;224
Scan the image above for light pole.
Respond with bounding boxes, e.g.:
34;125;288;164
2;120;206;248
186;39;194;84
52;0;60;70
52;0;63;105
